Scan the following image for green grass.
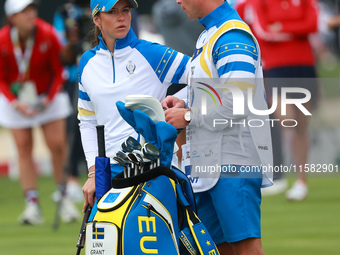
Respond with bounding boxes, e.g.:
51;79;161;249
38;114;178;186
261;178;340;255
0;176;84;255
317;60;340;99
0;177;339;254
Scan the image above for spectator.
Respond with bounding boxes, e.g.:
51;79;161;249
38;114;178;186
0;0;80;224
53;0;93;203
236;0;320;201
152;0;203;56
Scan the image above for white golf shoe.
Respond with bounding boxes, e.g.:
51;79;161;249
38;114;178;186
261;179;288;196
60;197;81;223
18;202;44;225
66;181;84;203
286;180;308;201
52;181;84;204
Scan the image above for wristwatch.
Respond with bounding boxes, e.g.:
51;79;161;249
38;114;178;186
184;109;192;122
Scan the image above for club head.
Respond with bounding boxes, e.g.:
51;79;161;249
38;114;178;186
126;136;142;151
143;143;160;158
121;141;133;153
134;152;144;163
142;143;160;169
113;156;125;166
126;153;138;163
126;153;139;177
115;151;130;164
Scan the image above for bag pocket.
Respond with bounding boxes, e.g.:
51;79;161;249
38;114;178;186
85;221;120;255
97;186;137;212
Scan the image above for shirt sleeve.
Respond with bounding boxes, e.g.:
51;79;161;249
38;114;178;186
46;28;65;101
78;53;98;168
77;57;98;169
279;0;318;35
78;85;98;169
0;40;16;103
79;118;98;169
173;86;188;105
134;41;190;86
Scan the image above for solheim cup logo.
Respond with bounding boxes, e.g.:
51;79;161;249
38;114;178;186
126;60;136;78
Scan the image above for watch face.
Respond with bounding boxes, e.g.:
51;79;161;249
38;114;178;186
185;110;191;121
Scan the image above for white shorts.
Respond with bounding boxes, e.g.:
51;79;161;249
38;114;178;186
0;92;72;129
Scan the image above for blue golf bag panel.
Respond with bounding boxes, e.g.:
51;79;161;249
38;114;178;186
122;175;180;254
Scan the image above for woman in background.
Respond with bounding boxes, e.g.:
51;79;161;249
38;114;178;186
0;0;79;224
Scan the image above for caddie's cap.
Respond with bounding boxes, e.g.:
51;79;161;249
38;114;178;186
91;0;138;17
4;0;37;17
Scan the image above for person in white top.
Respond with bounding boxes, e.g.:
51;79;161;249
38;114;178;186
79;0;190;212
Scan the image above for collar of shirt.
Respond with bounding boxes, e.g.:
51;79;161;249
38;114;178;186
199;1;239;30
98;28;138;51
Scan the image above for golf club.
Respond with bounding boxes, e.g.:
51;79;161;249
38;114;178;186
142;143;160;168
126;153;139;177
113;156;128;178
134;152;145;174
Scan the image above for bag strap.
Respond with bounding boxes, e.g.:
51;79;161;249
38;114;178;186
172;167;197;213
111;166;177;188
185;206;220;255
175;176;219;255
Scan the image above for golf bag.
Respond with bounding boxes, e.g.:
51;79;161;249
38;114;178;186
84;100;219;254
85;166;218;255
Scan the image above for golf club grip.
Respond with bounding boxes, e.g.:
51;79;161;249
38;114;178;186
96;125;106;158
75;205;91;255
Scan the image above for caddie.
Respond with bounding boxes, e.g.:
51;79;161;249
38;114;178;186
162;0;273;254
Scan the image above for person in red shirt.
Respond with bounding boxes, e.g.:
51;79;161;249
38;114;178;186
0;0;79;224
236;0;319;200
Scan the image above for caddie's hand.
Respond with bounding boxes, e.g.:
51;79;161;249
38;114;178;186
82;166;96;212
164;108;189;129
161;96;186;109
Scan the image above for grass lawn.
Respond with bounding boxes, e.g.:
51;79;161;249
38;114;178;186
0;176;339;254
261;178;340;255
0;176;85;255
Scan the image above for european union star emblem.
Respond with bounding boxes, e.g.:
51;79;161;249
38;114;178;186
103;193;119;203
93;227;104;239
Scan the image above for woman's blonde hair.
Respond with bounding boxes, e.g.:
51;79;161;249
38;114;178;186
90;13;101;47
